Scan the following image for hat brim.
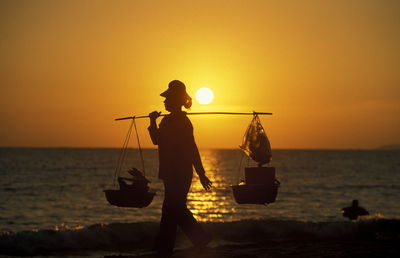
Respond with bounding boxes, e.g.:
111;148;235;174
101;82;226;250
160;89;170;97
160;89;190;100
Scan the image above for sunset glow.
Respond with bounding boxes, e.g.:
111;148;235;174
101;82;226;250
0;1;399;149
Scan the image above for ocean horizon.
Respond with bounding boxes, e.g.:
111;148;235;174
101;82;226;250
1;146;399;150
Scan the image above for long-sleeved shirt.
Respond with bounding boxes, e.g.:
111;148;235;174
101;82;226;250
148;111;204;180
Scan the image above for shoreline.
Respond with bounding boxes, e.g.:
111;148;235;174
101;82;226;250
2;219;399;257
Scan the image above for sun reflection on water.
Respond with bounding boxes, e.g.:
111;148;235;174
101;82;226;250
188;150;237;222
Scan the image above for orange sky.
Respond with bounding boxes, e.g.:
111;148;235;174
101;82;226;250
1;0;399;149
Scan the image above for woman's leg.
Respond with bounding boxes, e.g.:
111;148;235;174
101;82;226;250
156;176;211;256
155;180;179;257
173;176;211;246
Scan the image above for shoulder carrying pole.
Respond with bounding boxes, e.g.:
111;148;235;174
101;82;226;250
115;112;272;121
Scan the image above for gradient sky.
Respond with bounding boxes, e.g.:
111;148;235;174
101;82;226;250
1;0;399;149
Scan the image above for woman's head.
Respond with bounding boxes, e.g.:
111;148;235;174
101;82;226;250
161;80;192;111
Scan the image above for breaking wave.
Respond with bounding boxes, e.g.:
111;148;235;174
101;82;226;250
1;219;399;256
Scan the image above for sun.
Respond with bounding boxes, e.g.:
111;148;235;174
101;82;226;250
195;88;214;105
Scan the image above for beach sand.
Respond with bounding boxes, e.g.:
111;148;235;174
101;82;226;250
105;236;399;258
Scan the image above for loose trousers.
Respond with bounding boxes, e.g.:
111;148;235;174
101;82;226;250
155;175;207;256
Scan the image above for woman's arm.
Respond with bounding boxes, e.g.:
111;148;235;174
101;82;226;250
148;111;161;145
192;140;205;175
192;140;212;191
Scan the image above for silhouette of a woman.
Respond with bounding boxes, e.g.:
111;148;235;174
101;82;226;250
148;80;212;257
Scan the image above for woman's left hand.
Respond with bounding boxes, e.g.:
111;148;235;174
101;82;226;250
199;174;212;191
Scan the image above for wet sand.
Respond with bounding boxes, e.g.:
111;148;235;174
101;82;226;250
105;236;399;258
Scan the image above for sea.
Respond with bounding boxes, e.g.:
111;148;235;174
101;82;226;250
0;148;399;256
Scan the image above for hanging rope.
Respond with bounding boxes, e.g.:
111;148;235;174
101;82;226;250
237;113;257;184
112;118;134;188
236;152;245;184
133;119;146;176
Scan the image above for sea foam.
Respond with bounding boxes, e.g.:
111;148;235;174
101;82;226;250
1;219;399;256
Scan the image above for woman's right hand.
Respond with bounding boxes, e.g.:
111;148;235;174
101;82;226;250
199;174;212;191
149;111;161;121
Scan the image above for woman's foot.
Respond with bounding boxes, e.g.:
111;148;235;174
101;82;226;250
194;232;213;252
